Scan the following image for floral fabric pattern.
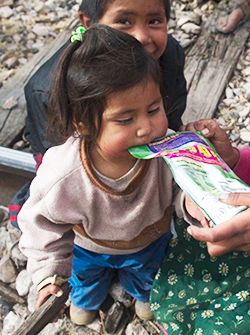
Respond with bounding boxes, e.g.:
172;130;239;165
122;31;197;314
150;218;250;335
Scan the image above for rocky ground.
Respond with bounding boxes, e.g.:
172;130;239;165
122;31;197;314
0;0;249;334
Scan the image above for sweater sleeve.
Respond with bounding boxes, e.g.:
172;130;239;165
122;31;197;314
161;35;187;131
167;41;187;131
233;147;250;186
18;179;75;286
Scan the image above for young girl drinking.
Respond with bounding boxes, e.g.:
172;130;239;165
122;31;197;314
18;25;191;326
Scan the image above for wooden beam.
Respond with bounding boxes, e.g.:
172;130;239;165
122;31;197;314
0;280;26;305
13;283;70;335
0;19;78;147
182;21;250;124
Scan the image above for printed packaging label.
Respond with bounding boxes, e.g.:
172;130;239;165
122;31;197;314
129;132;250;226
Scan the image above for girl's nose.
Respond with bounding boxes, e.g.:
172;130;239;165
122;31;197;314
136;119;152;138
133;26;151;46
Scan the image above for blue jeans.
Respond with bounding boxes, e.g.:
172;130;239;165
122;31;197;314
69;231;171;310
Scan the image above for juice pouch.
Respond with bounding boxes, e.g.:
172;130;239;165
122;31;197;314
129;131;250;226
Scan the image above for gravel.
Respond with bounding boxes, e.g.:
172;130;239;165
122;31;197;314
0;0;249;334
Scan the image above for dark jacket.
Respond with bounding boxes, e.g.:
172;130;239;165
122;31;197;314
24;35;187;156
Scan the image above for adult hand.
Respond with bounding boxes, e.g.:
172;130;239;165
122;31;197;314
187;192;250;256
182;119;239;168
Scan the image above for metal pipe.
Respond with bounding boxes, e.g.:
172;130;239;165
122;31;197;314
0;146;36;175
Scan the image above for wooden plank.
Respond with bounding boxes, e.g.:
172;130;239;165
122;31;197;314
0;280;26;305
0;18;78;147
13;282;70;335
182;21;250;124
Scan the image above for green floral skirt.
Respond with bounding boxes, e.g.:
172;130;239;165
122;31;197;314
150;218;250;335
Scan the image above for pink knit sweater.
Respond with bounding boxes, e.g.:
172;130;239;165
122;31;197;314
234;147;250;185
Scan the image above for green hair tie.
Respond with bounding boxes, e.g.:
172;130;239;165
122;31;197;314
71;26;87;43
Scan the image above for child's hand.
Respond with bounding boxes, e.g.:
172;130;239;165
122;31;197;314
182;119;239;168
36;284;63;309
185;196;209;227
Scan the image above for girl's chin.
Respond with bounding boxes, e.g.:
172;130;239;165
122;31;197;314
108;152;135;161
113;153;134;159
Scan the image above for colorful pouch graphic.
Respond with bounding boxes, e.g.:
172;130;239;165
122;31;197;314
129;132;250;225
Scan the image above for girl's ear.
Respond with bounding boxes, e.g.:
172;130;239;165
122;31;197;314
75;121;90;136
78;12;91;28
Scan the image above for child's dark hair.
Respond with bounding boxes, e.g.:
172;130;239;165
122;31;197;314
48;24;163;143
79;0;171;22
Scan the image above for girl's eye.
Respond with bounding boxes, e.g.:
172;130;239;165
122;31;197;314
116;118;133;125
116;18;131;25
148;107;160;115
149;17;165;25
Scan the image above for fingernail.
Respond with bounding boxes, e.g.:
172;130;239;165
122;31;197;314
56;290;63;297
201;128;209;136
219;193;228;202
187;226;192;236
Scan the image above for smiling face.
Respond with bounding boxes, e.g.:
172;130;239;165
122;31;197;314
97;0;168;60
90;80;168;177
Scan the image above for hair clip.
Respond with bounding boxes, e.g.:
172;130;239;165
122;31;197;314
71;25;87;43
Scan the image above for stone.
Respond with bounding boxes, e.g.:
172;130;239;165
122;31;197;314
0;1;249;334
27;285;37;313
222;98;236;107
0;69;15;82
244;117;250;126
0;6;14;19
32;24;50;36
15;270;32;296
109;282;132;308
0;206;8;224
180;38;195;49
10;244;27;269
240;131;250;143
225;87;234;99
4;57;19;69
13;140;28;150
7;221;21;243
38;318;67;335
239;107;250;118
233;88;242;96
177;12;201;27
0;254;16;283
243;82;250;100
12;303;29;318
217;116;227;127
181;22;201;35
32;40;45;50
18;57;28;65
242;66;250;76
168;19;176;30
0;298;12;324
2;0;14;5
229;132;240;143
1;96;18;110
125;319;149;335
0;227;11;258
85;318;102;334
2;311;23;335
